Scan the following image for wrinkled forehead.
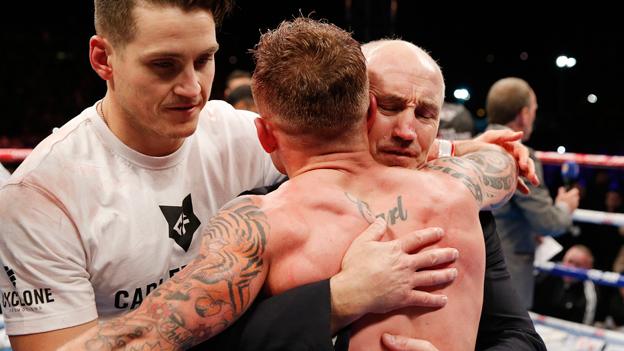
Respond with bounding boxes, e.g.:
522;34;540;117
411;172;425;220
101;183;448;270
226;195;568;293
367;45;444;107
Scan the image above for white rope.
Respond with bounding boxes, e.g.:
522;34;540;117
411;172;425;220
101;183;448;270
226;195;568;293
573;209;624;227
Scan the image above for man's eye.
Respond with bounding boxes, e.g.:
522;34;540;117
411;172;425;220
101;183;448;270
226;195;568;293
153;61;174;69
195;55;214;68
380;105;401;112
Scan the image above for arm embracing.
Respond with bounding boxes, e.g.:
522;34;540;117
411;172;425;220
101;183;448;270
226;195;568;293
427;145;518;210
59;196;270;351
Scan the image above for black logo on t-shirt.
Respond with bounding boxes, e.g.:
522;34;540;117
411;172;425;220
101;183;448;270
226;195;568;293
4;266;16;288
159;194;201;252
1;265;55;312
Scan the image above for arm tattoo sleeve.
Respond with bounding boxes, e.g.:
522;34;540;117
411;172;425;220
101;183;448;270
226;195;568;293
67;196;269;351
426;148;518;209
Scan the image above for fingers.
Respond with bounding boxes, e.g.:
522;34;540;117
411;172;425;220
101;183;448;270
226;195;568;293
382;333;439;351
353;217;388;244
481;129;523;144
399;227;444;253
496;130;524;143
517;178;530;194
515;143;529;171
409;247;458;270
411;267;458;288
526;159;539;185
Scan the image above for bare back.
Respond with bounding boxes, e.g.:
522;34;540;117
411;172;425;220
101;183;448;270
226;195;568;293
262;164;485;351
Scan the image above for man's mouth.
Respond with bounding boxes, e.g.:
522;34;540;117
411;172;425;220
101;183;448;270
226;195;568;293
381;148;417;158
168;104;198;111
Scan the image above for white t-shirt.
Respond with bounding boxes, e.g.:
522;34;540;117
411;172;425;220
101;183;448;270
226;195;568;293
0;100;283;335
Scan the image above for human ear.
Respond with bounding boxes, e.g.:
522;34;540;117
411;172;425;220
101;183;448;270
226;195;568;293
89;35;113;81
366;93;378;132
254;117;278;153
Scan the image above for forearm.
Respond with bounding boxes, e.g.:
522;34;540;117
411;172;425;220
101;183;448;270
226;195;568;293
59;273;240;350
58;311;174;351
61;197;270;350
519;188;574;235
329;272;366;333
465;145;519;209
426;144;518;209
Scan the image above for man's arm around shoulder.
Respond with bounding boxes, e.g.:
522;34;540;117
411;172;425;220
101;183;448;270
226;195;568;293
58;196;271;351
426;144;519;210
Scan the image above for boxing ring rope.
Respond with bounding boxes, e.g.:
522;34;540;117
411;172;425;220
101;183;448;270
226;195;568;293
536;151;624;170
534;262;624;288
573;209;624;227
0;149;31;163
3;149;624;166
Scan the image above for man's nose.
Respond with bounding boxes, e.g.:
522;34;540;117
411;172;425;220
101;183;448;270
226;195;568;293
174;66;202;98
392;114;417;141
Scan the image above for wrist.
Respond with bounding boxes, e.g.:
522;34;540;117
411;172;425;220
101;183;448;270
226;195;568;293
438;139;455;158
555;200;572;214
329;272;363;333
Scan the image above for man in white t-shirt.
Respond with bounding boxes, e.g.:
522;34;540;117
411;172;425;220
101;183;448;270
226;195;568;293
0;1;462;350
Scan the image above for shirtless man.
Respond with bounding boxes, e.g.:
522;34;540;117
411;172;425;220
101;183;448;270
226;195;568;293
248;19;516;350
60;17;519;351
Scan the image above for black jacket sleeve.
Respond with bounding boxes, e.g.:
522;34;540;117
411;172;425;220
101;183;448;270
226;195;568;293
195;280;335;351
475;211;547;351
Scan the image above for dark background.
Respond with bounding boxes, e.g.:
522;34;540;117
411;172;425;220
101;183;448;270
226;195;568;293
0;1;622;156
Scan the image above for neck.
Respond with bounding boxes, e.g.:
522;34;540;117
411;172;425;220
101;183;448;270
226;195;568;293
505;120;523;133
279;133;378;178
99;95;184;156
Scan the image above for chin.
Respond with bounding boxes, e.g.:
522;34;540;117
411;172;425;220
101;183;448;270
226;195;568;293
171;119;200;138
378;155;417;169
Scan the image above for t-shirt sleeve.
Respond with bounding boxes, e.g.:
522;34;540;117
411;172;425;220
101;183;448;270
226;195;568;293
0;184;97;335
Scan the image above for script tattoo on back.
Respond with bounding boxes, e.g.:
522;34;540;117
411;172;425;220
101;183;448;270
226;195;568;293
345;193;408;225
426;149;516;208
79;196;269;350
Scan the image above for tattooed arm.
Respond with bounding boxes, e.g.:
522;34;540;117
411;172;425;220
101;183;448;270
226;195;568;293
426;145;519;210
58;196;270;351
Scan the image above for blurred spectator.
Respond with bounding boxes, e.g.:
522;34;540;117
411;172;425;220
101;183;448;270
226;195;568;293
225;84;257;113
533;245;598;325
223;69;252;98
605;188;623;213
486;77;580;309
438;102;474;140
